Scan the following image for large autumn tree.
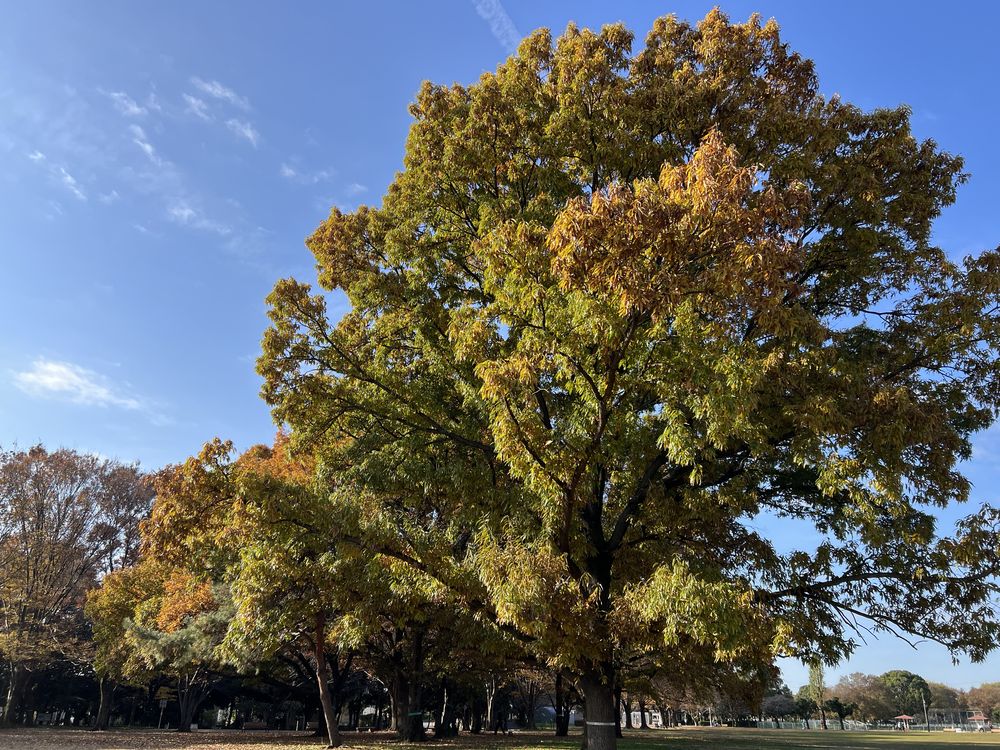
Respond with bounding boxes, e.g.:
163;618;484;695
0;447;152;725
259;10;1000;750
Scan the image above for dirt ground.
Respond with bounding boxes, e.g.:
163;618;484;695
3;728;1000;750
0;728;324;750
0;728;556;750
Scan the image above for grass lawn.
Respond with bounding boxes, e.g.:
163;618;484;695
1;728;999;750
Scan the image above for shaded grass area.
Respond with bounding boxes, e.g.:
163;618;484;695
1;728;999;750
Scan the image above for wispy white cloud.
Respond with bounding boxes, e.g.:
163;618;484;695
58;166;87;200
279;161;335;184
346;182;367;196
11;359;170;427
191;76;249;110
128;124;163;166
182;93;212;121
471;0;522;53
44;200;65;220
167;202;195;223
167;199;232;236
7;69;269;266
226;118;260;147
27;150;86;200
103;90;147;117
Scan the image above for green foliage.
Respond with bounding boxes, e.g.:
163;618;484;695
808;663;826;706
824;697;856;727
794;696;817;721
125;570;231;684
85;563;161;684
880;670;930;716
257;9;1000;711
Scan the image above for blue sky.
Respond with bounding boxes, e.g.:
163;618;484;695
1;1;998;695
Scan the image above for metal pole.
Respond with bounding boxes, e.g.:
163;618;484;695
922;693;929;733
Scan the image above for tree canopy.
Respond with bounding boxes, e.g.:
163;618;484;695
0;445;152;725
258;9;1000;750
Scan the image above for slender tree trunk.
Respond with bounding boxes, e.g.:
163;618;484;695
580;668;617;750
392;673;407;735
554;673;569;737
392;631;425;742
819;705;827;731
314;615;341;748
176;680;203;733
375;691;384;730
3;661;29;725
434;682;452;738
614;687;624;738
486;675;498;732
639;699;648;729
405;667;425;741
655;702;667;728
471;694;483;734
621;693;633;730
93;676;114;730
527;680;538;730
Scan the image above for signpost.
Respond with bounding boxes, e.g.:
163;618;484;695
154;686;175;730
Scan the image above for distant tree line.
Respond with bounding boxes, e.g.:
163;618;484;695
760;668;1000;727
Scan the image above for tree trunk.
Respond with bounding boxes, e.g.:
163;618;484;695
554;673;569;737
655;702;668;728
392;630;425;742
404;669;425;741
434;682;454;738
314;615;341;748
93;676;114;730
486;675;498;732
639;699;648;729
526;680;538;730
819;705;827;731
392;673;407;735
176;686;199;732
580;670;617;750
471;695;483;734
3;661;29;725
613;686;623;738
621;693;633;730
